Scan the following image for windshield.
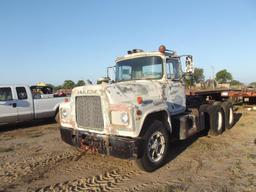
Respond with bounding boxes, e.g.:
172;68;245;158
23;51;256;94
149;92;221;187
116;56;163;81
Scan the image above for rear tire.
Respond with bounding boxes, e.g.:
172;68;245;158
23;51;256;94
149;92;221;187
207;105;225;136
136;120;170;172
225;102;234;129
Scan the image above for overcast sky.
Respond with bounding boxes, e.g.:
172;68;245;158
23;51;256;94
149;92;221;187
0;0;255;85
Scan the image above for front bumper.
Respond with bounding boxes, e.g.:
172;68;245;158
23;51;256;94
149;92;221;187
60;127;143;159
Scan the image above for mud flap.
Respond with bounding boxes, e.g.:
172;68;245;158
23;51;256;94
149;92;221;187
199;104;209;131
200;104;224;135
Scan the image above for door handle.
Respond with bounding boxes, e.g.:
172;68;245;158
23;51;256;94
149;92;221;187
9;103;17;108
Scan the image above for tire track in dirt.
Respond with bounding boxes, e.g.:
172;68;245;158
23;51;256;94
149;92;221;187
35;169;142;192
41;152;139;180
116;155;205;192
124;181;187;192
0;151;82;186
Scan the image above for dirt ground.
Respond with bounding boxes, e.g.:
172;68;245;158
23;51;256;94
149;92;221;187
0;107;255;192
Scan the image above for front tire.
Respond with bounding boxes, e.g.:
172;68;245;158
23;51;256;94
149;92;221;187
136;120;170;172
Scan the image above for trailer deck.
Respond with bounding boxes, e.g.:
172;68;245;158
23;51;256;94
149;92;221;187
187;89;256;104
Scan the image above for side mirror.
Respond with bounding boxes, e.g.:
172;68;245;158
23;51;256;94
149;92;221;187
107;66;116;82
185;56;194;74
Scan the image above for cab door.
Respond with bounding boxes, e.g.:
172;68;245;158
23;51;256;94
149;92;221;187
15;86;33;122
166;58;186;115
0;87;18;124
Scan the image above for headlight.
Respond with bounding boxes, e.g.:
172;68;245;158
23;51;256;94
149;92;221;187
120;112;129;124
111;111;129;125
61;108;68;119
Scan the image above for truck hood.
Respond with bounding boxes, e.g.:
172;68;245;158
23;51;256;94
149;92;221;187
72;81;164;105
106;81;163;104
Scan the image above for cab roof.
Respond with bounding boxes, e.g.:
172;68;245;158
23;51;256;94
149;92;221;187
116;51;177;63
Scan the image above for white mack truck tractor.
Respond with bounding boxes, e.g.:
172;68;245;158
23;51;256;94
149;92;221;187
59;45;234;172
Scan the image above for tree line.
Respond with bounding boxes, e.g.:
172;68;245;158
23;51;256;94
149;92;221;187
47;70;256;91
187;68;256;87
48;80;87;91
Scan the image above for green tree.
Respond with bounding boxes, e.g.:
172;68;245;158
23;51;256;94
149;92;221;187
76;80;86;87
184;73;195;87
230;80;242;86
46;83;57;92
54;85;63;91
46;83;55;88
193;68;205;83
63;80;75;89
249;82;256;88
215;69;233;83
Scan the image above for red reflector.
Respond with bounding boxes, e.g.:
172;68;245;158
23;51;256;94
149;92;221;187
137;96;143;104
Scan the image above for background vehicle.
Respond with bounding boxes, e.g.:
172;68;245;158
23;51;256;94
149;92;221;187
59;45;234;172
0;85;68;125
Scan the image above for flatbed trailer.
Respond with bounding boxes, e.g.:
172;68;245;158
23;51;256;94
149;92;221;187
187;89;256;104
222;89;256;104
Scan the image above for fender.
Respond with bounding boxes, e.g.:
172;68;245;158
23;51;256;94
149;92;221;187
53;103;60;114
138;106;172;137
53;98;67;114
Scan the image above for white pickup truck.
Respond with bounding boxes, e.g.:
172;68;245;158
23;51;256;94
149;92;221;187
0;85;68;125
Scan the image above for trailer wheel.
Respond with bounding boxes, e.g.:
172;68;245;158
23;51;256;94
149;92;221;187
213;101;227;131
208;105;225;136
216;101;235;130
226;102;234;129
136;120;170;172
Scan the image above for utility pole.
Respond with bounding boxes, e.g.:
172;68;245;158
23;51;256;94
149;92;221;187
211;65;215;89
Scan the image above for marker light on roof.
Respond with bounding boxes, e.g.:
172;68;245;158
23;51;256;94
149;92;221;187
159;45;166;53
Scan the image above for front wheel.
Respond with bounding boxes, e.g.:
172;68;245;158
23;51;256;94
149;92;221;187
136;120;170;172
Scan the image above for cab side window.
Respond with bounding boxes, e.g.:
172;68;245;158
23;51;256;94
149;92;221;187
167;60;182;80
167;62;174;79
16;87;28;100
0;88;13;101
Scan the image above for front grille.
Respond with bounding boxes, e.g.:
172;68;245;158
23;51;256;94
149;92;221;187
76;96;104;131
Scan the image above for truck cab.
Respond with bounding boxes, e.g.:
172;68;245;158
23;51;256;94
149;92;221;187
59;46;233;171
0;85;34;124
115;48;186;115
